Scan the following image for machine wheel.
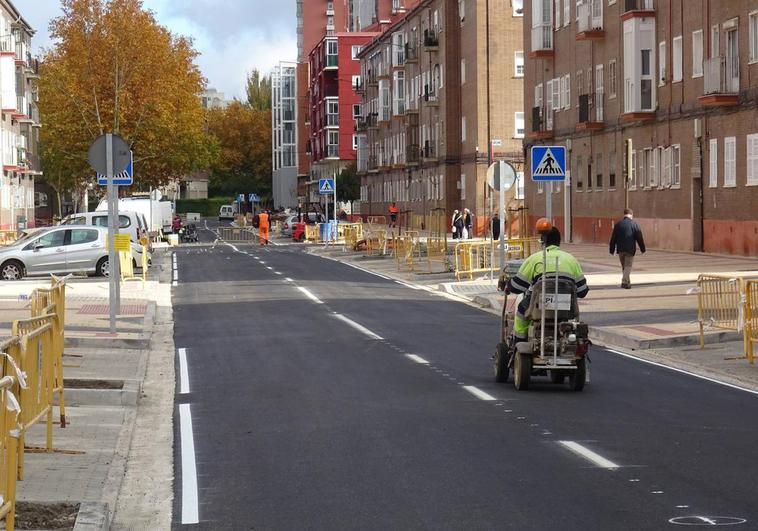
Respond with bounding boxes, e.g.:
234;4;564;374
550;370;565;384
0;260;24;280
514;352;532;391
96;257;110;277
493;342;510;383
568;359;587;391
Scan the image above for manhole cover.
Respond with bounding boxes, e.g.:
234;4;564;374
670;516;747;526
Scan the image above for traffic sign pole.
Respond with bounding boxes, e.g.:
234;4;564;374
106;134;120;332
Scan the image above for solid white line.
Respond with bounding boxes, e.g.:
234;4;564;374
179;404;199;524
177;348;190;394
172;270;178;281
172;281;178;287
297;286;324;304
405;354;429;364
558;441;620;470
605;348;758;397
332;313;384;340
463;385;497;401
396;280;423;291
331;257;392;280
285;277;294;282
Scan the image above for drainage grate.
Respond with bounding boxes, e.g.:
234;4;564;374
78;304;147;315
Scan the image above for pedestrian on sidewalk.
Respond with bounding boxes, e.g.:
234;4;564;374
609;208;645;289
452;210;463;239
463;208;474;239
492;213;501;241
259;210;270;245
389;202;399;228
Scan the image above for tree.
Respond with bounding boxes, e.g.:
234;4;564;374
245;69;272;111
38;0;216;194
337;164;361;213
206;101;272;199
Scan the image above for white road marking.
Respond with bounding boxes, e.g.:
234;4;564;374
332;313;384;340
336;259;392;280
405;354;429;364
172;269;178;282
179;404;199;524
177;348;190;394
463;385;497;401
605;348;758;397
558;441;620;470
297;286;324;304
275;271;282;275
172;281;177;287
266;266;273;270
285;278;294;282
396;280;423;290
224;242;240;252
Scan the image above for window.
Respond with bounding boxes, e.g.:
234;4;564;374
461;59;466;84
576;70;583;107
672;36;683;82
515;112;524;138
711;24;720;58
658;41;666;85
512;0;523;16
514;51;524;77
692;30;703;77
562;74;571;109
641;49;651;76
671;145;680;187
70;229;98;245
750;12;758;63
609;59;617;98
327;100;339;126
461;173;466;200
554;0;561;28
724;137;736;187
458;0;465;22
662;146;671;187
629;151;637;190
351;45;362;59
552;78;561;113
609;152;616;188
93;215;130;228
575;155;583;190
461;116;466;142
709;138;718;188
564;0;570;26
352;75;361;89
353;104;361;118
595;153;603;189
28;230;65;250
748;134;758;185
352;134;358;151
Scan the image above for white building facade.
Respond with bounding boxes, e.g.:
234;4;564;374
271;61;298;209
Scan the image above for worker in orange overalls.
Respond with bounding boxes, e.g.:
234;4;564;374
258;210;270;245
389;202;399;228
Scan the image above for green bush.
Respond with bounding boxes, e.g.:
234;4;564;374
176;197;235;217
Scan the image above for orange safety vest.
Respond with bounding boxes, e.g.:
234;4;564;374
259;213;270;229
389;205;399;214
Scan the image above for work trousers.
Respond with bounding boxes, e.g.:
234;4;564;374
259;227;269;245
618;252;634;287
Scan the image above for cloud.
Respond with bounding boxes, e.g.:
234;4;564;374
17;0;297;99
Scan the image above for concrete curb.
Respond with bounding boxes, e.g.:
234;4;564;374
65;336;150;350
73;501;110;531
57;379;140;407
588;327;742;350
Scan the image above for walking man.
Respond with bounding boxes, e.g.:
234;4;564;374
389;202;399;228
609;208;645;289
259;210;270;245
463;208;474;239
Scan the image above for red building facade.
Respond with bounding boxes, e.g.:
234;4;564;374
308;32;377;184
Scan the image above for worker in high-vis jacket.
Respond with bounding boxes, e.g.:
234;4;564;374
258;210;270;245
506;226;589;343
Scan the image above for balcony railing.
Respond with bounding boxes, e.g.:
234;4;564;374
405;43;418;62
530;106;554;139
366;113;378;128
704;56;739;95
423;140;436;159
531;24;553;54
623;0;653;12
577;2;604;36
423;85;438;104
406;144;420;164
423;30;439;49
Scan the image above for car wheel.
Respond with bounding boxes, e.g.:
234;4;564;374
1;260;24;280
96;257;110;277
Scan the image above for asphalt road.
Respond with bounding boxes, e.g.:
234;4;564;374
171;220;758;530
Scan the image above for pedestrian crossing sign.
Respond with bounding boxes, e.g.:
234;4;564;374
319;178;335;194
531;146;566;181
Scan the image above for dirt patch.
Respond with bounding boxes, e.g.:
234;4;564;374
12;501;79;530
64;378;124;390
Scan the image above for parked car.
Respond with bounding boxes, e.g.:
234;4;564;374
291;213;326;242
219;205;235;221
0;226;114;280
61;211;146;245
281;214;299;237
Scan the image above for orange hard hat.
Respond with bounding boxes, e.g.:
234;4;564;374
535;217;552;232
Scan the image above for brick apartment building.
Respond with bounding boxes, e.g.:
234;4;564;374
524;0;758;255
271;61;298;209
295;0;418;203
356;0;524;231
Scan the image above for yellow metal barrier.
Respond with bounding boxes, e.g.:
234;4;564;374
426;236;448;273
341;224;363;251
0;230;17;246
455;241;497;281
742;280;758;364
0;355;20;531
217;226;256;243
394;235;421;271
696;274;746;348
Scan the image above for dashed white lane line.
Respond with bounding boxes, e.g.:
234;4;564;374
463;385;497;401
179;404;199;524
275;271;282;275
285;277;294;282
606;348;758;397
297;286;324;304
332;313;384;340
405;354;430;364
557;441;620;471
177;348;190;394
266;266;273;270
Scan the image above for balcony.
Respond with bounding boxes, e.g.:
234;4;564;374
14;42;27;66
699;56;739;107
12;96;27;119
423;30;439;51
366;113;378;129
406;144;420;166
621;0;655;21
530;24;553;58
355;118;368;132
405;99;419;114
422;140;437;161
576;2;604;40
326;114;339;127
529;106;554;140
405;43;418;63
366;70;378;87
576;94;603;130
325;54;338;69
353;79;364;94
423;86;438;106
368;155;378;172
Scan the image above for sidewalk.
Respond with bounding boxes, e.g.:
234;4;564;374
304;238;758;392
0;252;174;529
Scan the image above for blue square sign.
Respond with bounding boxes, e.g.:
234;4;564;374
531;146;566;181
319;178;335;195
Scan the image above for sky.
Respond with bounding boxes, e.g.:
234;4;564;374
17;0;297;100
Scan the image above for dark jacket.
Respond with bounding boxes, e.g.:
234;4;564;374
609;217;646;255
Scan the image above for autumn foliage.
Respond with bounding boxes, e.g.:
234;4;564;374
38;0;216;193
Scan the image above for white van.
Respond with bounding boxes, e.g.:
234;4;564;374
96;198;173;233
219;205;235;220
60;212;149;266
